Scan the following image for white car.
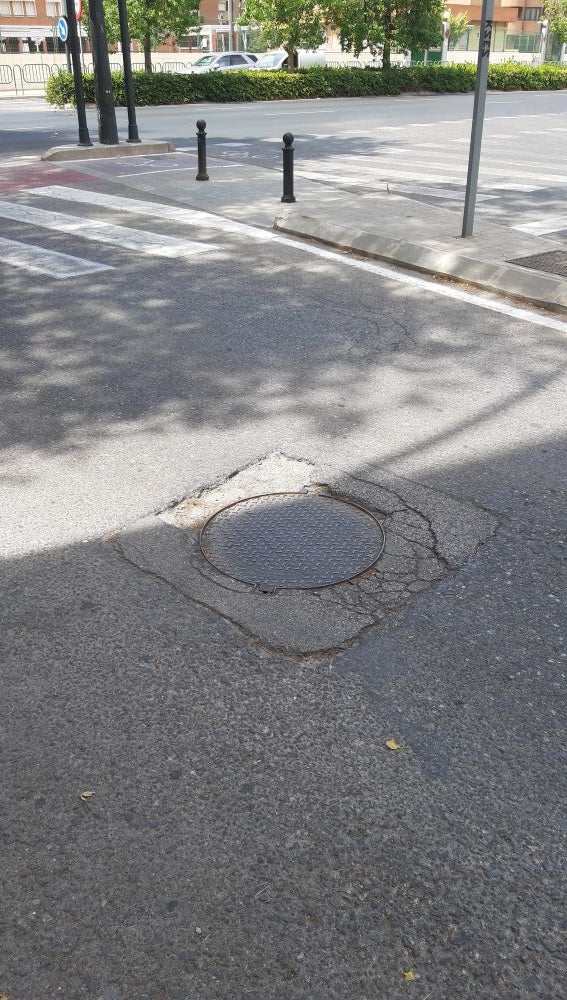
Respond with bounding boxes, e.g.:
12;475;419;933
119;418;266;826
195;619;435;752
182;52;259;74
253;50;326;71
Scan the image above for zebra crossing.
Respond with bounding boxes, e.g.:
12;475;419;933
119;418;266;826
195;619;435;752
0;187;230;279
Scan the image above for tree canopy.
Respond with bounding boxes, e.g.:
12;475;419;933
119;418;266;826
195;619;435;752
545;0;567;45
446;10;471;47
240;0;326;69
103;0;201;72
327;0;445;68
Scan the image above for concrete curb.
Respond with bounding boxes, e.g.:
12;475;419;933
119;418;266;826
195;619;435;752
274;213;567;314
41;141;175;162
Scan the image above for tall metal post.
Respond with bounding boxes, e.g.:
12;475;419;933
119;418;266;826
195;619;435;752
441;12;450;64
88;0;118;145
64;0;92;146
228;0;234;50
116;0;140;142
461;0;494;238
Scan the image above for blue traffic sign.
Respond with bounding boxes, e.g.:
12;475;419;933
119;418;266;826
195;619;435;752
57;16;68;43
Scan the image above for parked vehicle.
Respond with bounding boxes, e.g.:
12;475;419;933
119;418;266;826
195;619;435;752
253;50;326;71
181;52;259;74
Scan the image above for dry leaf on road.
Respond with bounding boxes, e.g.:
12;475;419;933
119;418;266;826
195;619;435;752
385;739;403;751
80;790;95;801
402;969;419;981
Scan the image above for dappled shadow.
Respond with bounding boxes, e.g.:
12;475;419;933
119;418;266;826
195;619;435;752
1;429;565;997
1;199;566;467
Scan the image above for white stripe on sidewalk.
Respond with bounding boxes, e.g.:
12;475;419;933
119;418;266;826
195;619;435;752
514;216;567;235
25;185;278;242
0;201;220;257
0;235;112;278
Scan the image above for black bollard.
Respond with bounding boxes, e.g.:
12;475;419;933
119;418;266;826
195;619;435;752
281;132;296;203
196;120;209;182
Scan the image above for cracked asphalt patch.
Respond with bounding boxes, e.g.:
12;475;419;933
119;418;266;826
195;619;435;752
109;455;498;655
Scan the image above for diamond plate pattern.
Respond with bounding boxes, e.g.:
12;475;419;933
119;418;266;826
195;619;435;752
199;492;385;589
509;250;567;277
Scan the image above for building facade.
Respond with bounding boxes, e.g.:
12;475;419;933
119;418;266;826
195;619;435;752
0;1;560;60
446;2;553;59
0;0;252;56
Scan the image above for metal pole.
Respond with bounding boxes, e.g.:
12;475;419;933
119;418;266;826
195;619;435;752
116;0;140;142
65;39;72;74
88;0;118;145
196;120;209;181
461;0;494;238
441;15;449;64
228;0;234;50
64;0;92;146
281;132;295;203
539;19;549;65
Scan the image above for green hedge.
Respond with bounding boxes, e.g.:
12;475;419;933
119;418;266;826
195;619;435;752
45;62;567;107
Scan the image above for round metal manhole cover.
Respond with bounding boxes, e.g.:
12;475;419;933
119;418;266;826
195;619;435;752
199;491;385;590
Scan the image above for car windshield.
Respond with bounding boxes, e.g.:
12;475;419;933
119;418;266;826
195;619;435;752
194;55;216;66
255;53;284;68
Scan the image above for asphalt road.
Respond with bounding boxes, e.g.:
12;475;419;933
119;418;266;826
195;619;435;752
2;90;566;233
1;96;566;998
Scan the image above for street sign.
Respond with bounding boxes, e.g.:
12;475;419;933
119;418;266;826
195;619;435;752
74;0;82;19
57;16;68;42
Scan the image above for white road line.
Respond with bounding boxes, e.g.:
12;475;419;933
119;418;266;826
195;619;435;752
269;234;567;334
0;235;112;278
514;216;567;235
26;185;279;241
0;200;220;257
389;184;496;202
264;110;335;115
21;186;567;333
489;183;542;192
116;164;247;176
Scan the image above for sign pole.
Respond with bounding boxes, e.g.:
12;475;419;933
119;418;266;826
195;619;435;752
64;0;92;146
116;0;140;143
88;0;119;145
461;0;494;238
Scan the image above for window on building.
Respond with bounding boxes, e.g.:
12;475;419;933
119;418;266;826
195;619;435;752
523;7;543;20
3;36;20;52
448;30;469;50
1;1;37;13
46;1;63;16
45;36;66;52
505;32;540;51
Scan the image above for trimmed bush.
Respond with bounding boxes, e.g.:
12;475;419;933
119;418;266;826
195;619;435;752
46;62;567;108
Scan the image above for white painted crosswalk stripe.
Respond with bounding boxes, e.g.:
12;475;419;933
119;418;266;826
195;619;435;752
0;235;112;278
0;200;220;257
25;185;278;242
388;184;496;202
514;216;567;235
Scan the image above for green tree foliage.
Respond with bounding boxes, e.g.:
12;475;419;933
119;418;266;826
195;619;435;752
446;11;471;47
240;0;326;70
326;0;445;69
545;0;567;44
103;0;201;73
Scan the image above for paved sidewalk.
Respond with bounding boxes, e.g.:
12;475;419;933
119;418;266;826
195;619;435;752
69;148;566;311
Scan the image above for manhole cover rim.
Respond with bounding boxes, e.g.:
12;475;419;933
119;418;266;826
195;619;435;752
198;490;386;591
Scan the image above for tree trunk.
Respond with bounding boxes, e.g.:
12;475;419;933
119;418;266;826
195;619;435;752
285;46;296;73
144;31;152;73
382;39;391;70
